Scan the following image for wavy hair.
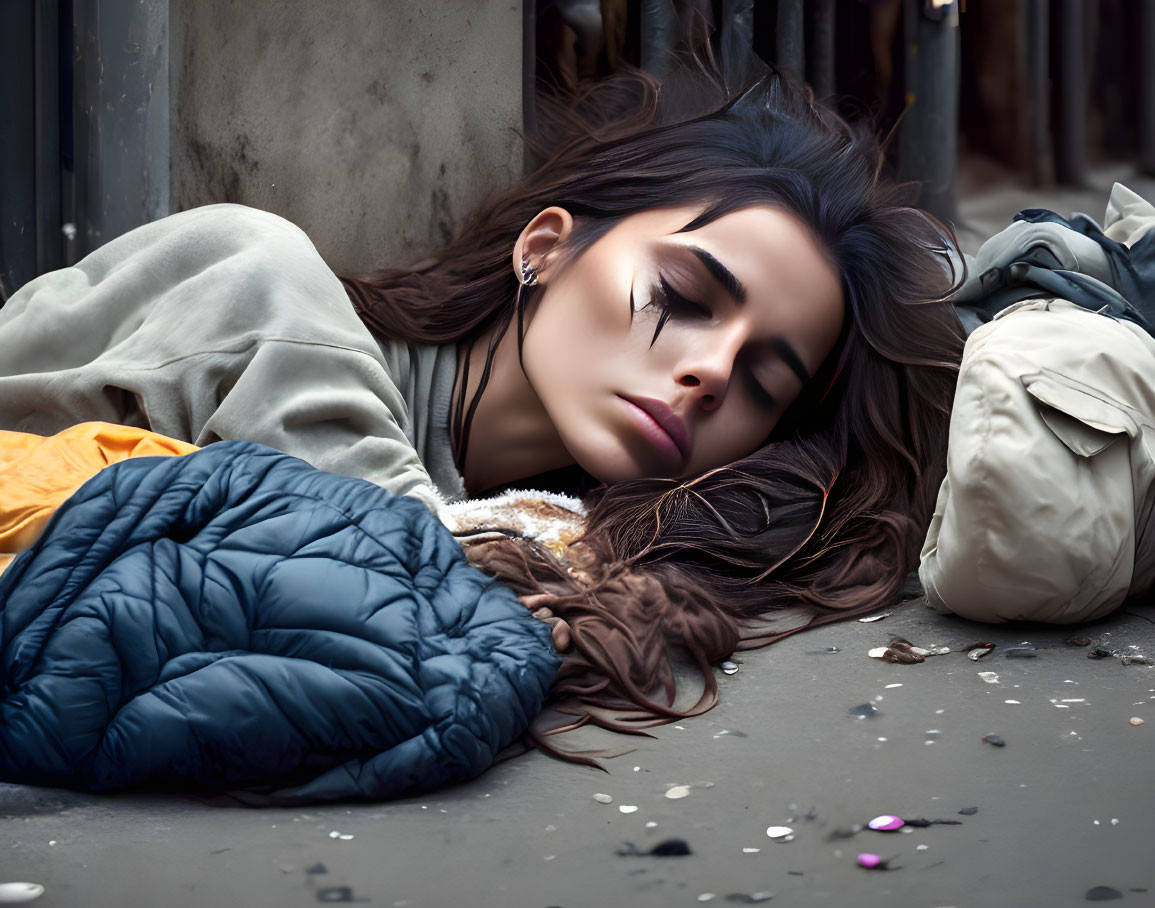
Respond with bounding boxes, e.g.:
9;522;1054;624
340;54;965;759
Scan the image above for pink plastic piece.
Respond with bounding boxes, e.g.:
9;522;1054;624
857;853;883;869
868;814;905;831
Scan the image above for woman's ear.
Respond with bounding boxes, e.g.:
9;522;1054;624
512;207;575;285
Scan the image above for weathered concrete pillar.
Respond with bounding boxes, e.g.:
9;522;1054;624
170;1;523;272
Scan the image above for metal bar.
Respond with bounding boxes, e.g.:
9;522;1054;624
1141;0;1155;176
775;0;805;82
1053;0;1088;187
810;0;837;99
721;0;753;49
34;0;63;277
1026;0;1050;186
72;0;170;258
641;0;678;78
0;0;37;301
900;0;960;223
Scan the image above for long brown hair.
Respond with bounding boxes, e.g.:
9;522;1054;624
340;54;965;759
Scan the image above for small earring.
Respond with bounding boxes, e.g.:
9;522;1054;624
519;259;539;287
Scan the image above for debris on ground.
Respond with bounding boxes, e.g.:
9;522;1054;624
900;818;963;827
720;660;740;675
617;838;692;857
868;636;950;664
1088;642;1154;665
765;826;794;841
978;671;1000;684
958;807;978;815
1066;635;1092;647
856;853;899;870
964;642;996;661
723;891;774;903
867;815;904;831
848;703;880;719
665;785;691;799
1004;645;1039;659
858;613;892;623
1130;717;1145;726
983;735;1007;747
1085;885;1124;900
0;883;45;904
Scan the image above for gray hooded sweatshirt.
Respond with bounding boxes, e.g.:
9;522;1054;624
0;204;465;517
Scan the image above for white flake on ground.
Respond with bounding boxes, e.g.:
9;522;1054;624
978;672;1000;684
1005;700;1021;705
868;647;889;659
665;786;691;799
645;822;658;829
742;847;761;853
766;826;794;840
619;805;639;814
885;683;903;689
593;793;613;804
0;883;45;904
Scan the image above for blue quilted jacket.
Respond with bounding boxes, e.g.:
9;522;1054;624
0;441;560;801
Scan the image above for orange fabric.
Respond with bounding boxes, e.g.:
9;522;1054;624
0;422;198;577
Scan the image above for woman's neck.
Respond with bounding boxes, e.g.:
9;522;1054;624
455;319;575;496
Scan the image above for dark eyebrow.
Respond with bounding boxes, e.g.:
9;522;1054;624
772;336;810;384
688;246;747;304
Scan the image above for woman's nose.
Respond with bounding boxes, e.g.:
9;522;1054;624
676;342;738;411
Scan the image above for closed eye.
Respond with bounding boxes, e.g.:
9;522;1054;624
742;357;777;411
647;274;712;347
656;275;712;319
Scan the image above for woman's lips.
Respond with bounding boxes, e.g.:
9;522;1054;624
618;395;690;468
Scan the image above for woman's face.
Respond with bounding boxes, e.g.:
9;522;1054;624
519;204;845;483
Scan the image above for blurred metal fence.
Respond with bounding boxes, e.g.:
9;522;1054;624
0;0;168;305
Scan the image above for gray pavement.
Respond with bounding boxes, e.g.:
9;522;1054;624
3;594;1154;908
5;165;1155;908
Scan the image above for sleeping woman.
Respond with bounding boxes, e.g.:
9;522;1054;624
0;58;965;746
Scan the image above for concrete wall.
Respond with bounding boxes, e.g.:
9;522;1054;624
170;1;523;273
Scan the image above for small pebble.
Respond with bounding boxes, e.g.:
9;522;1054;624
1130;717;1144;726
982;734;1007;747
619;805;639;814
697;894;716;903
665;785;691;800
1085;885;1124;901
765;826;794;840
645;821;658;829
1004;699;1021;705
958;807;978;816
977;671;1000;684
0;884;44;904
916;844;928;851
742;847;761;853
848;703;880;719
720;660;740;675
884;683;903;689
593;793;613;804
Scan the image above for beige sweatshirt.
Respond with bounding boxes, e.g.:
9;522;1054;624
0;204;464;516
